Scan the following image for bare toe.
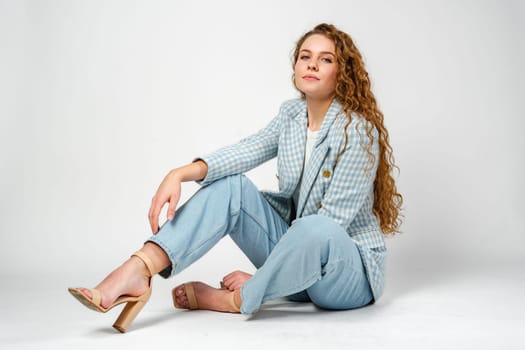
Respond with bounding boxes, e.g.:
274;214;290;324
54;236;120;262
173;285;189;308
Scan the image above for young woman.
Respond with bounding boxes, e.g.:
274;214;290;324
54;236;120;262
69;23;402;333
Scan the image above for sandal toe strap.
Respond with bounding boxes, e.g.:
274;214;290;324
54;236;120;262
185;283;199;310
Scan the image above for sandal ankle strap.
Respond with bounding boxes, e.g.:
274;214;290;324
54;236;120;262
132;250;158;276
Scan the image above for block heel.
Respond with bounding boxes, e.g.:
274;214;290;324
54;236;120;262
113;293;150;333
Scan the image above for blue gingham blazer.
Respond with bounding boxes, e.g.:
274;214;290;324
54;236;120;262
198;98;386;301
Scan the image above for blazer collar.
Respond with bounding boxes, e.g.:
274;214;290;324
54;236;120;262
291;98;344;146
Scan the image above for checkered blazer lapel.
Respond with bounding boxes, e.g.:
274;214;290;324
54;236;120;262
276;101;307;198
295;99;342;217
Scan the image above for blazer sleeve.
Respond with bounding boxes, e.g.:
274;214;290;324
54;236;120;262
196;110;283;186
317;119;379;229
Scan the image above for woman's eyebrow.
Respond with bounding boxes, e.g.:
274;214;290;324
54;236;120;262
300;49;335;56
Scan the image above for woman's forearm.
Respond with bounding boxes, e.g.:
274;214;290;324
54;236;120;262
170;159;208;183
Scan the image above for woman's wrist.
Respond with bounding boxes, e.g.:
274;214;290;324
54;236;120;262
168;168;184;183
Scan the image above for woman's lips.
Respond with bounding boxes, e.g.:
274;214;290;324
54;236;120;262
303;75;320;81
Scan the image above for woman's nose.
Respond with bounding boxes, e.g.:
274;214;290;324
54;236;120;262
307;61;318;71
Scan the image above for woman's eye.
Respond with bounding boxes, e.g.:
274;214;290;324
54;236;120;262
322;57;333;63
300;55;310;60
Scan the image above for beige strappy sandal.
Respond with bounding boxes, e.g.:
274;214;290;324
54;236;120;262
68;250;159;333
172;282;240;312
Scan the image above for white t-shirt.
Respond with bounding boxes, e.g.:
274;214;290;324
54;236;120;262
293;128;320;209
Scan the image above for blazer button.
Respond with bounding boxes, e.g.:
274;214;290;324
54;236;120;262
317;202;323;209
322;170;331;178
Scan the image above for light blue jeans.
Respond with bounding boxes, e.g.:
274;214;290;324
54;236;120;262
148;175;373;314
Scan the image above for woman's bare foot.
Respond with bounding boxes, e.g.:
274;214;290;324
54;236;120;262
77;255;151;309
173;282;241;313
221;270;253;291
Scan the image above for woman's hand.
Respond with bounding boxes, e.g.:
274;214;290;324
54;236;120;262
148;160;208;234
221;270;253;291
148;170;182;234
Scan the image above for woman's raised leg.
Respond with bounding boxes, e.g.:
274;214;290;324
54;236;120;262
148;174;288;277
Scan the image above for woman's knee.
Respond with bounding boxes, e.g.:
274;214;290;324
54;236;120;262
198;174;245;201
287;215;344;244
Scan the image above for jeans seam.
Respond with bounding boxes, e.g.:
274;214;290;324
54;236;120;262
177;202;240;260
177;220;229;261
239;175;281;246
239;207;279;246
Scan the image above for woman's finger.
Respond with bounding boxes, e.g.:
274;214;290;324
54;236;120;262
167;194;177;221
149;196;164;234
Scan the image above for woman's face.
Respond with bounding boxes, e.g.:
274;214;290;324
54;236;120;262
294;34;338;101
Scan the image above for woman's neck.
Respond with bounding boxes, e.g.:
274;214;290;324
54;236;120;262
306;96;333;131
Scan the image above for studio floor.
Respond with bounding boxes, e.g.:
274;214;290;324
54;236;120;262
1;259;524;350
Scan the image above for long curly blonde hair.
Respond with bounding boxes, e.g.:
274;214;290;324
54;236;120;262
293;23;403;235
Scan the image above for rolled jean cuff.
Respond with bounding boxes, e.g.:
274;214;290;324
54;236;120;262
146;236;176;279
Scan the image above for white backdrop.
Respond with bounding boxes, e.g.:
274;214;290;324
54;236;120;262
1;0;523;281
